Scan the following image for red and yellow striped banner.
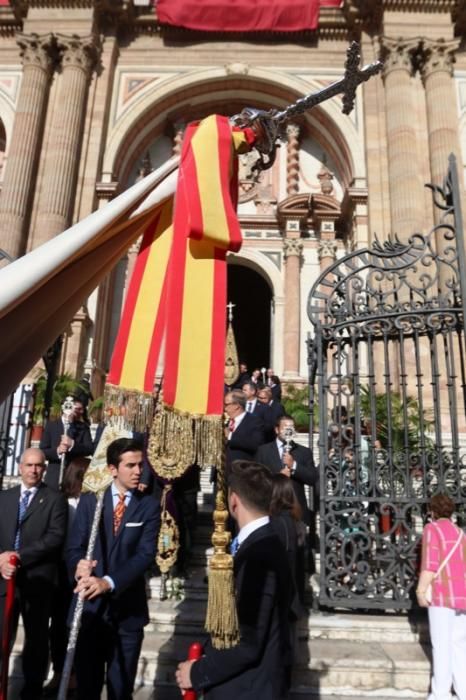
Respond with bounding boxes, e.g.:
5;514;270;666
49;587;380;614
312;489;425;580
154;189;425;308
164;115;251;415
107;199;173;394
106;114;254;424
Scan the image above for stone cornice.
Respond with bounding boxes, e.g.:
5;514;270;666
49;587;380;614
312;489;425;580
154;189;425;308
95;180;119;200
382;0;455;10
25;1;94;7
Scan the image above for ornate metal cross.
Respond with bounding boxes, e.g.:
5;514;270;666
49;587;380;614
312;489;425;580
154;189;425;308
226;301;236;322
232;42;383;173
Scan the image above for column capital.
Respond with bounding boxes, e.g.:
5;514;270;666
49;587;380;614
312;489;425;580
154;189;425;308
286;123;301;141
56;33;100;74
16;32;55;74
283;237;303;259
420;38;460;81
317;239;337;263
380;36;420;78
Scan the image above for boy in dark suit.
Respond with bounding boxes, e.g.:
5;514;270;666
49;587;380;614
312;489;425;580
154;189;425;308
0;447;67;700
67;437;160;700
176;460;295;700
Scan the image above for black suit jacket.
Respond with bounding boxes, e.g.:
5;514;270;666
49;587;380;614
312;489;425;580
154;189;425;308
226;413;265;467
255;440;318;524
67;486;160;631
191;523;294;699
40;418;93;465
0;482;67;596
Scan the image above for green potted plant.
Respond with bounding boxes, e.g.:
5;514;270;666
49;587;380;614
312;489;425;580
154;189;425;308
282;383;318;433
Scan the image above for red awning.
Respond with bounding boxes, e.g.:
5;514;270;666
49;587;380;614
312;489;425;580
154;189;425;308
156;0;320;32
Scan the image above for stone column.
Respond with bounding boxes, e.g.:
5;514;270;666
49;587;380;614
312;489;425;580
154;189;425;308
283;235;303;378
420;39;462;193
286;124;300;197
381;37;424;241
0;33;54;259
32;34;99;248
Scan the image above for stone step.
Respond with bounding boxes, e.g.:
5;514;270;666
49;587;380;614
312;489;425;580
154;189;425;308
9;626;430;698
136;635;430;698
146;575;429;644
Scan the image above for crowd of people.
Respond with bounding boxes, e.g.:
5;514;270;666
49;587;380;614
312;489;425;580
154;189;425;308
0;373;465;699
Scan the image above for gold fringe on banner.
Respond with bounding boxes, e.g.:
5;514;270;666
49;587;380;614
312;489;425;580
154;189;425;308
147;402;224;480
103;383;155;433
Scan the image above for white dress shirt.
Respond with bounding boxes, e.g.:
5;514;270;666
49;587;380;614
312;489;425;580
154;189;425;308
237;515;270;548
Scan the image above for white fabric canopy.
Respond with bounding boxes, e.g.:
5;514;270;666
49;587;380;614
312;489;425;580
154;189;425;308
0;156;179;402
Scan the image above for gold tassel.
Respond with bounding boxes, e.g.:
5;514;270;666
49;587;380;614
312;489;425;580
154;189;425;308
156;484;180;574
205;466;240;648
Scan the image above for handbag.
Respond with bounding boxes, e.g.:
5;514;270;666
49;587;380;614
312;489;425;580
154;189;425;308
424;526;464;604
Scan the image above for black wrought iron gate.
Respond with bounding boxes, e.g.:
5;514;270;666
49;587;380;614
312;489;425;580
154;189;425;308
308;155;466;610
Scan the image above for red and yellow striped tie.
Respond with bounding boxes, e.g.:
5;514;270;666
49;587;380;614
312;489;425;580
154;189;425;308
113;492;127;535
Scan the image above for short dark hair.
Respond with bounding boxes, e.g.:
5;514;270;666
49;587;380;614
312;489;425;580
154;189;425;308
430;493;455;520
275;414;295;428
241;382;257;395
228;460;273;514
107;437;144;468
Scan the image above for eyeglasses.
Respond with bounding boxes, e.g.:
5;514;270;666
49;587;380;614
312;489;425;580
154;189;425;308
224;401;235;406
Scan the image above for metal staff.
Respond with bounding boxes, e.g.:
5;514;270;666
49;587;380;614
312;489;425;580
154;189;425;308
282;426;294;463
59;396;75;487
231;41;383;174
57;491;105;700
0;554;19;700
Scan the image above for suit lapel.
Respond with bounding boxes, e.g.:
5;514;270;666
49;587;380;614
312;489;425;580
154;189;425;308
103;488;114;550
2;486;20;549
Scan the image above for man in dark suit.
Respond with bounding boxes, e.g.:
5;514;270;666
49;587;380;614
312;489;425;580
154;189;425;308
224;390;265;467
255;415;318;526
255;415;319;599
67;437;160;700
0;447;67;700
257;386;285;441
40;396;94;489
176;460;295;699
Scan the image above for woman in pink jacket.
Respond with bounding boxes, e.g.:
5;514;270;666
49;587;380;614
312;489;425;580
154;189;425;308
417;493;466;700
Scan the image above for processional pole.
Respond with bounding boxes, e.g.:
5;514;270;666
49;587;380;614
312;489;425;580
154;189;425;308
57;493;105;700
0;554;19;700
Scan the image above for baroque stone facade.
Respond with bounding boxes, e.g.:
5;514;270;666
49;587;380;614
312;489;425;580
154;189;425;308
0;1;464;396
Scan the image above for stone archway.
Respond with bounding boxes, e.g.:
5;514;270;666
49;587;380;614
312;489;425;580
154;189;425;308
227;263;272;373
